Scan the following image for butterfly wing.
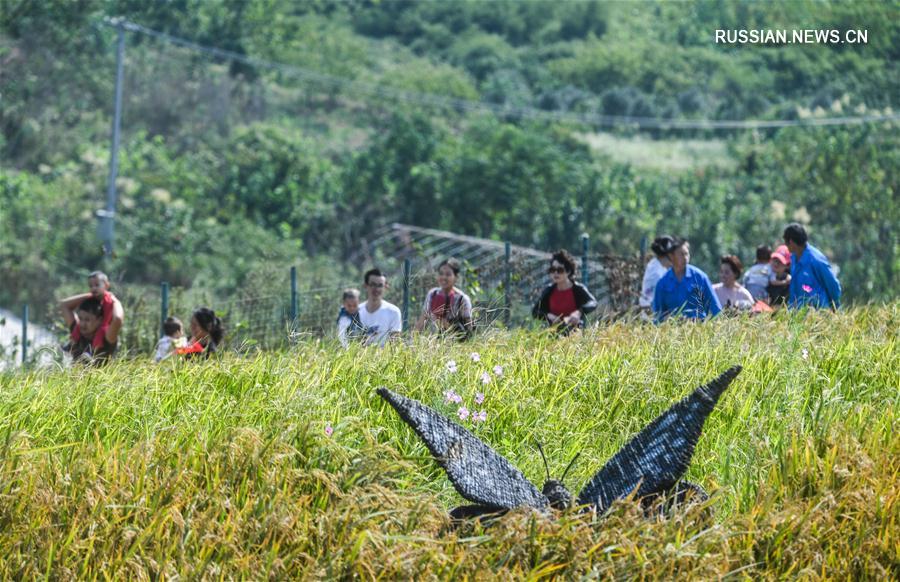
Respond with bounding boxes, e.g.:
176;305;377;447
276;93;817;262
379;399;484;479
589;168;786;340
378;387;548;510
577;366;741;512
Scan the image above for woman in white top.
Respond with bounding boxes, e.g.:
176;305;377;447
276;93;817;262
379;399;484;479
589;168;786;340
713;255;755;310
640;236;675;309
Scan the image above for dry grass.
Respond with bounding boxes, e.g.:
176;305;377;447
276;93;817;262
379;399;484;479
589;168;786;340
575;132;736;172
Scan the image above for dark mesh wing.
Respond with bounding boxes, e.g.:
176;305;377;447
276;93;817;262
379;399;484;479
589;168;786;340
577;366;741;512
378;387;548;510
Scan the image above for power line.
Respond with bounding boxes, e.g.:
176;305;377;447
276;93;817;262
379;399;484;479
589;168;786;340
103;17;900;131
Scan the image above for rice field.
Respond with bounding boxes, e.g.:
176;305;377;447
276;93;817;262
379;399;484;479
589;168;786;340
0;306;897;579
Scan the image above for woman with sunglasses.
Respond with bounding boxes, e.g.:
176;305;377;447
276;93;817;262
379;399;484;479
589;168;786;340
532;249;598;332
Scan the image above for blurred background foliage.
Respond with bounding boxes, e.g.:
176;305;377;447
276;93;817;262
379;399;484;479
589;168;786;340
1;0;897;319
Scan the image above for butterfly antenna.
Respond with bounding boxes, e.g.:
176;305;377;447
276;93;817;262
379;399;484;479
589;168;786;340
536;442;551;482
561;451;581;483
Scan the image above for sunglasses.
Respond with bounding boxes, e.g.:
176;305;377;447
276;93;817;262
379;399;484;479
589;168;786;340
548;266;566;274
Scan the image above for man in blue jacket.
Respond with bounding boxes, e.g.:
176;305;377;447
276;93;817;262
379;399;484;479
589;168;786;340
782;223;842;310
652;237;722;322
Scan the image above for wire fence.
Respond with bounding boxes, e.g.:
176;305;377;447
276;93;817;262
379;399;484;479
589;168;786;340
4;18;671;369
2;236;644;369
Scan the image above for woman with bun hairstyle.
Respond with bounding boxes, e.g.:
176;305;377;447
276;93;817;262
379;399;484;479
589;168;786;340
177;307;225;358
640;235;676;310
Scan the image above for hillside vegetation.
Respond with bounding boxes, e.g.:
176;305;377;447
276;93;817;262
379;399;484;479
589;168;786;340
0;307;897;577
1;1;897;320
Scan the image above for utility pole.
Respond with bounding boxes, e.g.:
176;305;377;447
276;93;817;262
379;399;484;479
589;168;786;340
99;20;126;258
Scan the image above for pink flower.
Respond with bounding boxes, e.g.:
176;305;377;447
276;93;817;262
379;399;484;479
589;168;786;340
802;284;813;293
324;424;333;437
470;352;481;362
446;360;458;373
493;365;504;377
457;406;470;421
444;389;462;404
475;392;485;405
480;372;491;385
473;410;487;423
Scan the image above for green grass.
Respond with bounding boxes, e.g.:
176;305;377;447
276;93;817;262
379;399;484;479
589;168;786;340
0;307;897;579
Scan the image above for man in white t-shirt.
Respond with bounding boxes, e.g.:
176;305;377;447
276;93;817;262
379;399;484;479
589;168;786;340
358;268;402;347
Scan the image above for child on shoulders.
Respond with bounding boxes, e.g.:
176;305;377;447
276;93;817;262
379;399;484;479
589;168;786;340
60;271;124;354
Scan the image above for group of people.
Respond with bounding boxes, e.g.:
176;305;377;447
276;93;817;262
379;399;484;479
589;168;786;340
640;222;842;322
153;308;225;362
337;260;475;347
336;250;600;346
60;271;224;365
60;222;842;363
335;222;841;346
334;222;842;346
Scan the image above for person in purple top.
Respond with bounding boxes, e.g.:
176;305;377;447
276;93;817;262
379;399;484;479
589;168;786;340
652;237;722;322
782;223;842;310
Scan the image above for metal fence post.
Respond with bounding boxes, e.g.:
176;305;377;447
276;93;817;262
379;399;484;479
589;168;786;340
21;304;28;366
504;242;511;326
581;233;590;288
99;21;126;258
290;266;298;321
402;259;411;331
160;282;169;334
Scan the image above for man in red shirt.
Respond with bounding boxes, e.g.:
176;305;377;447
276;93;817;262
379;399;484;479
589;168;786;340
60;295;123;365
60;271;124;353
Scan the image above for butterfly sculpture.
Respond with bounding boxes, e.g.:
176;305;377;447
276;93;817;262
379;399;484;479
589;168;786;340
377;365;741;519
